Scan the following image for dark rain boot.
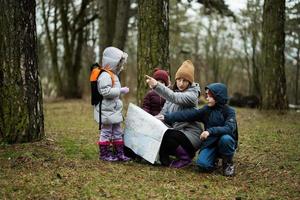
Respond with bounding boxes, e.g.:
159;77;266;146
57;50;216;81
113;141;131;161
98;142;118;162
222;156;235;176
169;146;192;168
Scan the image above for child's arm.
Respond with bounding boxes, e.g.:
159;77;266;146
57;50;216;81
164;107;206;125
97;73;120;99
206;108;237;138
154;82;199;106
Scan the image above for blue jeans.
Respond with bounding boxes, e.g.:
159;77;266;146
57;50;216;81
196;135;236;171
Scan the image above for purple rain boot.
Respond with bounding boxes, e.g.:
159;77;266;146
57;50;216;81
113;141;131;161
169;146;192;168
98;142;118;162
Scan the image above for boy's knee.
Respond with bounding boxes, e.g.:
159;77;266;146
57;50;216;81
218;135;236;156
196;158;214;171
219;135;235;146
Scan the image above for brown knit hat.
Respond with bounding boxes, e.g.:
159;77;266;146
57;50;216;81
175;60;194;84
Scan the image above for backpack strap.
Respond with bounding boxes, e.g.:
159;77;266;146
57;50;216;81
90;65;116;130
102;65;115;87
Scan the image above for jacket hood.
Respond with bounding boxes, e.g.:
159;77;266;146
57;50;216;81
205;83;228;105
102;47;128;74
188;83;201;97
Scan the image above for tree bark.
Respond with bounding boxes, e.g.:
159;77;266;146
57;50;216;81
296;48;300;105
0;0;44;143
137;0;169;105
113;0;130;49
98;0;117;57
98;0;130;58
261;0;288;110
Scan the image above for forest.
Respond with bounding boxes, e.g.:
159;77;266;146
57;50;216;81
0;0;299;199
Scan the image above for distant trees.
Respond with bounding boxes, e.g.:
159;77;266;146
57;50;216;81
34;0;297;110
40;0;98;98
0;0;44;143
238;0;262;96
286;1;300;105
98;0;131;56
261;0;288;110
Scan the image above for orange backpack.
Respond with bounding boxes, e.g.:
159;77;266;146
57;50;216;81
90;63;115;129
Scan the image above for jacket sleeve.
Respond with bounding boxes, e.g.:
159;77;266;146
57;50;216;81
97;72;120;99
164;107;205;124
142;91;151;113
154;82;198;106
207;108;237;138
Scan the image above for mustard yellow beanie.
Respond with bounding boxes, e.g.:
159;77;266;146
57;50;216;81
175;60;194;84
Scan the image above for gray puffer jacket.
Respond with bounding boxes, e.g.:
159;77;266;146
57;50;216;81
154;82;203;150
93;47;128;124
93;72;123;124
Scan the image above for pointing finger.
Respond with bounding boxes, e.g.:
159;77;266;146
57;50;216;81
145;75;152;79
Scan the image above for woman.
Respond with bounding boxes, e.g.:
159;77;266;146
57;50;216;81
145;60;203;168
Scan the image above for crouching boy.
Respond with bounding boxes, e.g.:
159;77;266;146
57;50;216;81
164;83;238;176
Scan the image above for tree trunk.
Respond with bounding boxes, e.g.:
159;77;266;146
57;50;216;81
296;48;300;105
41;0;63;96
251;30;261;97
137;0;169;105
261;0;288;110
0;0;44;143
98;0;130;59
113;0;130;50
193;30;201;85
98;0;117;57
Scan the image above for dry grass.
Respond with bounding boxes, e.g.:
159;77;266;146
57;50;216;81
0;99;299;199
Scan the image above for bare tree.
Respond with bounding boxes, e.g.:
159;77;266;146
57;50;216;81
40;0;63;96
238;0;262;96
58;0;97;98
98;0;131;56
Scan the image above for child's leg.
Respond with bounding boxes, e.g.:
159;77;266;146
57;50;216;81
100;124;113;142
196;147;218;172
217;134;236;157
111;123;130;161
98;124;118;161
167;131;195;168
217;135;236;176
159;130;178;166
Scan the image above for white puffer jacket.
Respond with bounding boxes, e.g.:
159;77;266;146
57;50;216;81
94;47;128;124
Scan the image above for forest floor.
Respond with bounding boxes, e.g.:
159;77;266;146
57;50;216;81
0;99;299;199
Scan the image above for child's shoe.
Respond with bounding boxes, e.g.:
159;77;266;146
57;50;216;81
222;156;235;176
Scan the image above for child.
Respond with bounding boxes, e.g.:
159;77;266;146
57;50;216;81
164;83;238;176
94;46;131;162
146;60;203;168
142;68;169;116
124;68;169;162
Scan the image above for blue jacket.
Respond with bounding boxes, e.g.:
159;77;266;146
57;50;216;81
164;83;238;150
